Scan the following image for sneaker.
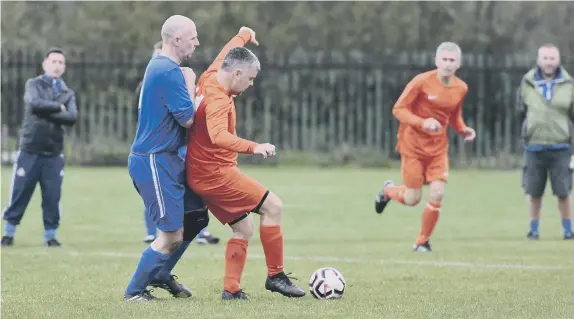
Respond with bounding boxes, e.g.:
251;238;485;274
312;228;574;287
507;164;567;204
564;233;573;240
526;231;539;240
45;239;61;247
265;272;306;298
196;232;220;245
413;241;432;252
149;275;192;298
375;180;394;214
124;289;159;302
221;289;249;300
143;235;155;244
1;236;14;247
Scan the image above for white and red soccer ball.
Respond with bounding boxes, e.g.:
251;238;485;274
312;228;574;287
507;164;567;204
308;267;346;299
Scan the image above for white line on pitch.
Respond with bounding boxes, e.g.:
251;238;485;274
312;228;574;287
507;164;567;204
3;249;571;271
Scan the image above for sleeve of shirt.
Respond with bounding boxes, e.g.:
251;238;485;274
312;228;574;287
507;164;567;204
206;30;252;73
163;68;195;126
449;90;468;136
392;75;425;128
205;97;256;154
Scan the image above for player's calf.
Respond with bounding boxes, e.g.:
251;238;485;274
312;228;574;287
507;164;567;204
257;192;305;298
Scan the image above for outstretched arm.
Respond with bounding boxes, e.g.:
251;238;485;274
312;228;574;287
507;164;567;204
392;77;424;128
207;28;258;73
205;100;256;153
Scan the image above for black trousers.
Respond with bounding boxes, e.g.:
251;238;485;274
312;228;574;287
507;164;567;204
2;151;65;230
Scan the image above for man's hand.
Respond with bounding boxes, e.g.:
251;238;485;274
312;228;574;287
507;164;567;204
253;143;276;158
181;67;196;84
422;118;441;132
463;127;476;142
60;104;67;112
239;27;259;46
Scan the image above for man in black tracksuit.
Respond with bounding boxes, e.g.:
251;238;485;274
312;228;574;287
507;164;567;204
1;48;78;247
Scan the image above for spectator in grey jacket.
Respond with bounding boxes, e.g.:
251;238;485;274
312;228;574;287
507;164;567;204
518;44;574;240
1;47;78;247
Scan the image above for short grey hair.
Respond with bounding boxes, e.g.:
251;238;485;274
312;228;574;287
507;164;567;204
221;47;261;72
436;42;462;57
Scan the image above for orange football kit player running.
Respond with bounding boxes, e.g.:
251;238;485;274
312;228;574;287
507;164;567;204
186;27;305;300
374;42;476;252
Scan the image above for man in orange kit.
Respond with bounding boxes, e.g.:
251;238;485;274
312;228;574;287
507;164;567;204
186;26;305;300
374;42;476;252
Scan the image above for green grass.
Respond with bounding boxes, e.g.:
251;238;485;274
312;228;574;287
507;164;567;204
1;166;573;319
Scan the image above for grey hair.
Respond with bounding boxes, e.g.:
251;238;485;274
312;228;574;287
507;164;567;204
221;47;261;72
436;42;462;57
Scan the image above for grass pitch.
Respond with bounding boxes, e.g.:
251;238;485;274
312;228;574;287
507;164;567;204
1;166;572;319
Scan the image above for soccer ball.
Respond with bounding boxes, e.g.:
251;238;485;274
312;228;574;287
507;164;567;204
308;267;346;299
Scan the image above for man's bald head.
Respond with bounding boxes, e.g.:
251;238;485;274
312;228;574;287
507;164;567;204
160;15;199;64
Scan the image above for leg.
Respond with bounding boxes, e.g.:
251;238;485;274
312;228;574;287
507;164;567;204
190;169;304;299
2;151;41;245
151;186;209;297
39;154;65;246
219;214;253;300
522;151;548;240
413;154;448;251
124;154;186;301
375;155;423;214
143;206;157;243
548;149;573;239
257;191;305;298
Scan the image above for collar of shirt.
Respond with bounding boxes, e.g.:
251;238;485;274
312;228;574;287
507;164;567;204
43;74;63;92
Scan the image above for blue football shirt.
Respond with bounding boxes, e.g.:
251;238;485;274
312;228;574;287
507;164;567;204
131;56;194;154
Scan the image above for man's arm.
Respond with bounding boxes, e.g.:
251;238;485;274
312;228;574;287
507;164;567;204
46;93;78;126
516;80;527;123
449;99;468;136
24;79;62;114
206;29;253;73
205;100;256;154
392;76;425;128
164;68;195;128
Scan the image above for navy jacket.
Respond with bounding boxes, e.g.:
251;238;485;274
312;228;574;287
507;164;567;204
19;75;78;156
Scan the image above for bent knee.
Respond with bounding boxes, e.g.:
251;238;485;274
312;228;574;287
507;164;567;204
403;189;422;206
259;192;283;216
230;214;255;240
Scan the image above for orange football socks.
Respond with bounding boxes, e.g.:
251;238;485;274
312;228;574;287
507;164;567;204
260;225;284;277
223;238;248;293
416;201;441;244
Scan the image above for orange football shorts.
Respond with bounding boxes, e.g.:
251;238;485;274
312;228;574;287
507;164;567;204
401;154;449;189
188;167;268;224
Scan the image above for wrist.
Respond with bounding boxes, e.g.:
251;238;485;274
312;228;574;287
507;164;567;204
237;30;251;44
249;142;258;154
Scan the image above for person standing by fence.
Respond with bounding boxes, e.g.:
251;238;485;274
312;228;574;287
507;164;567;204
1;48;78;247
518;44;574;240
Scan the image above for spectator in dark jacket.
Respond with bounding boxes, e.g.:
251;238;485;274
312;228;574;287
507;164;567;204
1;47;78;247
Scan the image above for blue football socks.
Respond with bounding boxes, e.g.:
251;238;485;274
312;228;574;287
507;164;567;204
125;246;170;296
4;222;16;238
562;219;572;236
529;219;539;235
154;240;191;282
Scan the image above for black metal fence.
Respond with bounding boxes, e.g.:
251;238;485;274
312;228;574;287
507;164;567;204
2;48;572;168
